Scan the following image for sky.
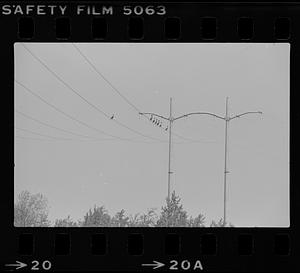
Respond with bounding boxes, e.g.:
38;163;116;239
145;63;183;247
14;43;290;227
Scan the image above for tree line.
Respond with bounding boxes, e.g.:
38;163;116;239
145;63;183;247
14;190;234;227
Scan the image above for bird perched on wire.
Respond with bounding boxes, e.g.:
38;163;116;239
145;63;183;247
110;114;114;120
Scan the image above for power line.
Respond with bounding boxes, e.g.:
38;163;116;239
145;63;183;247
16;135;71;141
72;43;167;134
15;134;166;144
15;109;100;140
15;135;92;142
15;134;217;146
15;91;209;146
22;44;110;117
72;43;141;113
15;81;199;145
19;44;219;145
170;131;218;143
21;43;164;142
15;80;149;143
15;127;74;141
72;44;197;143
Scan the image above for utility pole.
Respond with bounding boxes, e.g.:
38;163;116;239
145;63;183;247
167;98;173;201
220;97;262;225
140;97;262;223
223;97;229;225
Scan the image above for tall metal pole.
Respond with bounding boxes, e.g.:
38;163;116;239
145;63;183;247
223;97;229;225
140;98;262;223
167;97;173;201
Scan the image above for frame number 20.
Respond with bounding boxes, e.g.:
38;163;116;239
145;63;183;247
31;260;52;271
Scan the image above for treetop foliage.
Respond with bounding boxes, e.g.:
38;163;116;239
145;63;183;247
14;190;234;227
14;190;50;227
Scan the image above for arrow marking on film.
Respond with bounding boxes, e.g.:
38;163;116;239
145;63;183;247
142;260;165;269
5;261;27;270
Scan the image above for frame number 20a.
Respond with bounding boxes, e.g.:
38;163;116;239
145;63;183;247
170;260;203;271
142;260;203;271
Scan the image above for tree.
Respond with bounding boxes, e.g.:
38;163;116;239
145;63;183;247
210;218;234;227
138;208;158;227
111;209;129;227
156;191;188;227
54;215;78;227
188;214;206;227
128;208;158;227
128;213;140;227
210;218;224;227
14;190;50;227
81;206;111;227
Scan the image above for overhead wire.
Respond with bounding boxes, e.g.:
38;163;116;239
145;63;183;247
21;43;165;143
15;109;100;140
171;131;219;143
73;43;173;137
15;127;74;141
15;133;165;144
71;43;208;143
72;43;141;113
16;135;65;141
15;80;162;143
15;135;173;144
73;44;166;133
14;104;218;145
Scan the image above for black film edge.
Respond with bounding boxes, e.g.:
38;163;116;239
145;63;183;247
1;1;299;272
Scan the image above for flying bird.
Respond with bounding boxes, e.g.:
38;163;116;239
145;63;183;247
110;114;114;119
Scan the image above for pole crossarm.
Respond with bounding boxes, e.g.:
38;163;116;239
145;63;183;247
139;112;170;121
229;111;263;121
173;112;225;121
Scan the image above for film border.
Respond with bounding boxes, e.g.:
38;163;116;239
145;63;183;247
1;1;299;272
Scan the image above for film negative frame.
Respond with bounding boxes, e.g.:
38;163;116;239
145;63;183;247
1;0;300;271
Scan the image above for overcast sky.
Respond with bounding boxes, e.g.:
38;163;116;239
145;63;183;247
14;43;289;227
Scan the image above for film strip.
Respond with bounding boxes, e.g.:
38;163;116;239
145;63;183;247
1;0;299;272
